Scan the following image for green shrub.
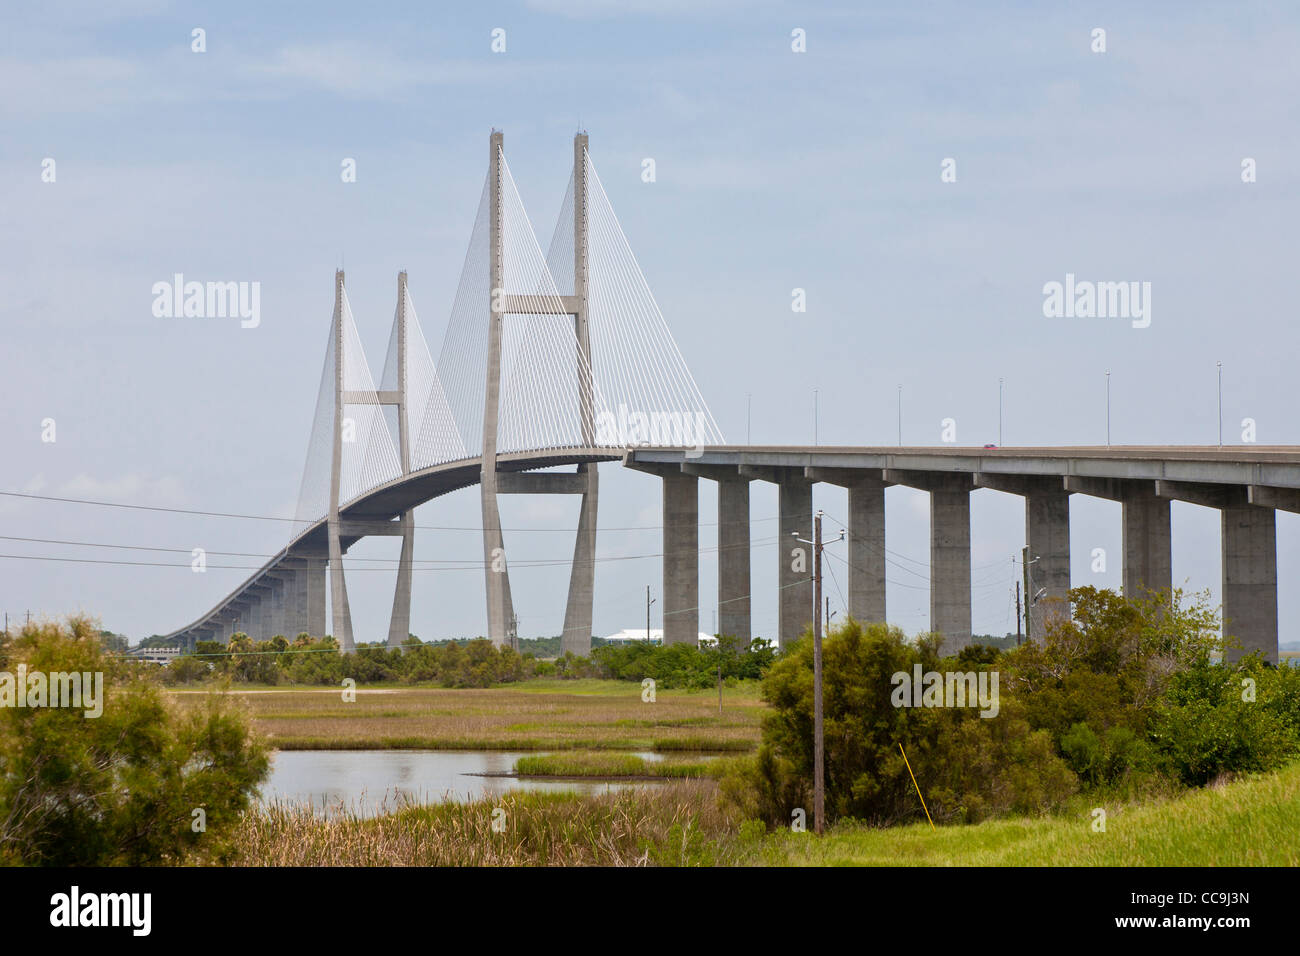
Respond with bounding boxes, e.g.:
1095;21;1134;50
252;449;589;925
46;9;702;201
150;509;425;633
738;619;1077;827
1150;654;1300;785
0;616;269;865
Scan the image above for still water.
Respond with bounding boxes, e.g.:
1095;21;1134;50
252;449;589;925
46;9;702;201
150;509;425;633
259;749;670;817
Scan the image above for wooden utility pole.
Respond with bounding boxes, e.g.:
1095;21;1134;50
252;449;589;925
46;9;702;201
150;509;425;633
812;511;825;836
1021;546;1031;642
646;585;655;644
1015;580;1022;647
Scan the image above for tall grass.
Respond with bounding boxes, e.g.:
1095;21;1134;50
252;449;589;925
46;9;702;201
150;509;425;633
235;783;739;867
173;682;764;752
751;760;1300;867
232;759;1300;867
513;753;717;778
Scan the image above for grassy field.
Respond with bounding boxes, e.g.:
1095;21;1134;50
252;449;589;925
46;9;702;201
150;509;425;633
754;763;1300;866
170;679;765;752
231;759;1300;866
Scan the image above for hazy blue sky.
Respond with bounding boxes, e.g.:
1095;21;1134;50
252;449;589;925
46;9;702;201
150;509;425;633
4;0;1299;643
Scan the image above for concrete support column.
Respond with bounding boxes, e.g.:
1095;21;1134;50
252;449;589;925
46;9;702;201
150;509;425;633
290;564;309;638
663;472;699;645
278;570;298;638
717;477;751;641
778;476;814;649
1026;487;1071;626
258;592;273;640
289;563;309;638
244;596;261;640
268;578;286;638
480;130;513;647
562;465;598;655
847;478;887;625
930;482;972;654
305;557;327;639
561;132;597;658
1122;488;1172;599
388;515;415;647
1222;503;1278;664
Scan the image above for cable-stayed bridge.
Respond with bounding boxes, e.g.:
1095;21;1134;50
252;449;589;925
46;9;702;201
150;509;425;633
163;132;721;655
163;132;1299;666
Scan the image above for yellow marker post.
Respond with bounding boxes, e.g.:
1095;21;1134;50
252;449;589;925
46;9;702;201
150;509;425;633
898;742;935;830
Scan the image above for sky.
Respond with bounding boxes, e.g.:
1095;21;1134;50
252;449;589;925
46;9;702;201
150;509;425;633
3;0;1299;644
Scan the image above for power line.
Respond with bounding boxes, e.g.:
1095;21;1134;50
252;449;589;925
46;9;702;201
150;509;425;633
0;488;779;534
0;534;784;574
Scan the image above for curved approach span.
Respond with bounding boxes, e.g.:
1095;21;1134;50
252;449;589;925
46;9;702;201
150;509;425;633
162;448;620;650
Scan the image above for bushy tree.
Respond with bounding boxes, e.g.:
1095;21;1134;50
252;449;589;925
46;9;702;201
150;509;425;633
0;616;269;865
739;619;1075;827
1150;652;1300;785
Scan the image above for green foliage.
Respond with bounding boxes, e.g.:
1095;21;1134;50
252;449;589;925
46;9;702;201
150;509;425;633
161;653;212;684
97;630;129;653
1150;653;1300;785
0;616;269;865
590;634;774;689
152;629;773;691
1009;586;1220;741
1058;722;1156;786
727;588;1300;832
731;619;1076;827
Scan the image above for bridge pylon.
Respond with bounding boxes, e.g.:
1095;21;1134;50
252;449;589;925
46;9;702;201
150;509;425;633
327;269;355;652
480;130;600;651
386;271;416;648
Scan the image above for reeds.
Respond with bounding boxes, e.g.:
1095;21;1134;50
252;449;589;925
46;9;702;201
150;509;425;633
234;783;740;867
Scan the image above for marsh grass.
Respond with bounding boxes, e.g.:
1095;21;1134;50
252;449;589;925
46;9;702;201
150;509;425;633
235;782;740;867
232;759;1300;866
173;682;764;752
513;752;718;779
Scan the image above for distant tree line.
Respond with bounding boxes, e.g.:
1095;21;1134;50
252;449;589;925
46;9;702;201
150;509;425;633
159;631;775;690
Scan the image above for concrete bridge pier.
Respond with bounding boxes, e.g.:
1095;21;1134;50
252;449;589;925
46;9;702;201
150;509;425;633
1220;501;1277;664
254;586;273;640
662;471;700;645
716;475;752;642
241;591;260;640
886;470;973;654
625;461;699;645
303;556;327;638
267;577;286;638
807;467;889;626
230;603;248;637
1066;477;1173;601
388;513;415;647
1155;481;1278;665
276;569;297;637
1123;486;1173;600
684;464;752;642
561;465;599;655
777;472;814;650
975;474;1072;631
735;465;813;649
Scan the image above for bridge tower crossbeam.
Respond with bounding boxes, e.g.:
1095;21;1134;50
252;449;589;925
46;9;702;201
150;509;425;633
326;270;415;653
